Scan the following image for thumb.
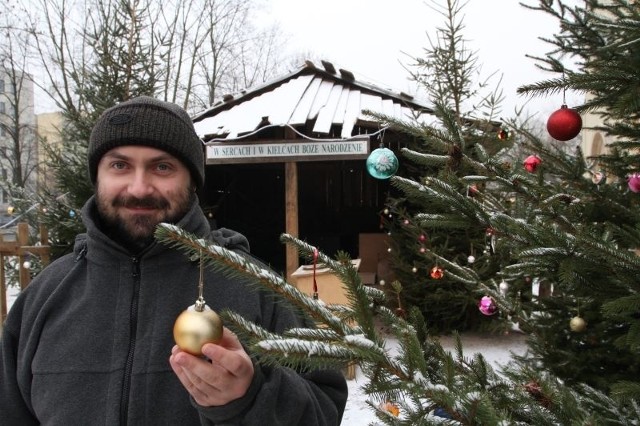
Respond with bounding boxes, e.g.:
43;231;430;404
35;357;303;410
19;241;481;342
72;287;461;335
203;326;243;352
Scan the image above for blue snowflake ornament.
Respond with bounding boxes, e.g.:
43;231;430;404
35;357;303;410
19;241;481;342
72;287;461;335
366;147;398;179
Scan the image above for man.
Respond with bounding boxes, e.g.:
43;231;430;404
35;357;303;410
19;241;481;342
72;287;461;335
0;96;348;425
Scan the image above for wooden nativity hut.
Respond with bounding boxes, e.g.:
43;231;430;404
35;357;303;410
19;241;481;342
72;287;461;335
192;60;434;282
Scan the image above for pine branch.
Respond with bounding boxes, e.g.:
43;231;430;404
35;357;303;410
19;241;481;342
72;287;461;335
154;224;349;335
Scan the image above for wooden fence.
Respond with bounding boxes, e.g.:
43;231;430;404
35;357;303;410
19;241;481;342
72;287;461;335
0;223;50;324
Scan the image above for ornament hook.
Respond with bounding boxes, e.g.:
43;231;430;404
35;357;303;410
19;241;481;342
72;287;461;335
195;249;206;311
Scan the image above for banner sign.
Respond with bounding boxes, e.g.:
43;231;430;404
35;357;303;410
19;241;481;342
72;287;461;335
205;137;370;164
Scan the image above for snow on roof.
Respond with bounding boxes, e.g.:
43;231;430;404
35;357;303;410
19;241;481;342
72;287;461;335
192;60;435;141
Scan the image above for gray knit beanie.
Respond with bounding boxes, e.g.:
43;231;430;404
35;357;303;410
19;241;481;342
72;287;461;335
88;96;205;188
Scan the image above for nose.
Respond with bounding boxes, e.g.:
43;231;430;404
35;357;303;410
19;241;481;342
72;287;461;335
127;170;155;198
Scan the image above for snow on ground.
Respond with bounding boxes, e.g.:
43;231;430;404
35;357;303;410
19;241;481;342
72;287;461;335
4;286;528;425
342;330;528;425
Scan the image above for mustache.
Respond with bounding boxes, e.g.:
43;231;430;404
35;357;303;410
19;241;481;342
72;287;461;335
112;195;170;209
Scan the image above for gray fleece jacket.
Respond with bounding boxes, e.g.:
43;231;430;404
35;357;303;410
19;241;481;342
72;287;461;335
0;196;347;425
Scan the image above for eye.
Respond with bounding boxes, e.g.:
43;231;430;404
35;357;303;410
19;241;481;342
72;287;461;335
111;161;127;170
156;162;172;172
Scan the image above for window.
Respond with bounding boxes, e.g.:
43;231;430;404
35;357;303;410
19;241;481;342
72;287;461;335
0;102;4;114
591;133;604;157
0;79;4;93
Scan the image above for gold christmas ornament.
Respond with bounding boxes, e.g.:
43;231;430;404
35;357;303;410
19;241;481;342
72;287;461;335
173;250;223;356
569;316;587;332
173;304;223;356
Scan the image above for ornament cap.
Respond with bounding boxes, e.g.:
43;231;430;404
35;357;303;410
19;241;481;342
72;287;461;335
194;298;206;312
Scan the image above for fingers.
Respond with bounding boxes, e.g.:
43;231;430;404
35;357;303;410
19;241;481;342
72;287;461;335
170;349;232;406
201;345;251;379
203;327;254;381
169;327;254;407
170;354;220;405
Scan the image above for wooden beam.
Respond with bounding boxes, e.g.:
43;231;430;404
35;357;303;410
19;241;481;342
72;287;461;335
285;161;299;281
283;124;300;281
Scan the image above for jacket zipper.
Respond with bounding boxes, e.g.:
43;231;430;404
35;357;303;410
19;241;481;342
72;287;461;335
120;257;141;425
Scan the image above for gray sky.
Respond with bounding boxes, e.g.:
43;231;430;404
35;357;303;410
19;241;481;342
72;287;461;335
261;0;583;121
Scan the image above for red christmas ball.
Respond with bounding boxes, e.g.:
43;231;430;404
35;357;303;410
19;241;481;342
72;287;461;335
523;155;542;173
628;173;640;193
546;105;582;141
430;266;444;279
497;128;510;140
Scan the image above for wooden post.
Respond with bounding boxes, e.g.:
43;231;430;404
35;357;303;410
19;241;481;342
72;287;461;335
39;224;50;265
1;222;51;327
17;223;31;290
285;161;299;280
538;280;553;298
284;126;300;280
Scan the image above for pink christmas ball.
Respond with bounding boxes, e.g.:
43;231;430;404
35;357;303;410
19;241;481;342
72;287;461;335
478;296;497;316
628;173;640;193
523;155;542;173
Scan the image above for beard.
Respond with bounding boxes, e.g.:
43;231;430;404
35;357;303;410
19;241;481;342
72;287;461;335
96;185;195;252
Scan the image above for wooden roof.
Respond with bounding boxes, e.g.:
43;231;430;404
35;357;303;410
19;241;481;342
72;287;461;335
192;60;435;141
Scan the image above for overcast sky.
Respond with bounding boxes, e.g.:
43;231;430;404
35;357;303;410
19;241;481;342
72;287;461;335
261;0;583;121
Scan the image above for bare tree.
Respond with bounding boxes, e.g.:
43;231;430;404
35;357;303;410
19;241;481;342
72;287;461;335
16;0;293;116
4;0;298;255
191;0;271;108
0;6;38;192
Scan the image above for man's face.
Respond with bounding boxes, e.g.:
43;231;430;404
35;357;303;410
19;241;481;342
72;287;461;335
95;146;193;245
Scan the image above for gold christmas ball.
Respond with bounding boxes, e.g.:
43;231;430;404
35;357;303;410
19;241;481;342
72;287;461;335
173;304;223;356
569;316;587;332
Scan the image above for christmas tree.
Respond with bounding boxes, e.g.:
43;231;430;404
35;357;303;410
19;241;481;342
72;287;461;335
155;0;640;422
381;0;640;405
381;0;513;333
7;0;637;421
511;0;640;400
7;1;161;260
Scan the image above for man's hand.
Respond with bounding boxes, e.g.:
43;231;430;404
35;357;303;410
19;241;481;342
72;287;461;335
169;327;254;406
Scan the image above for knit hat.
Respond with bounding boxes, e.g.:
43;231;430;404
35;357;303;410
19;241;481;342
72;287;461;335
88;96;205;188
